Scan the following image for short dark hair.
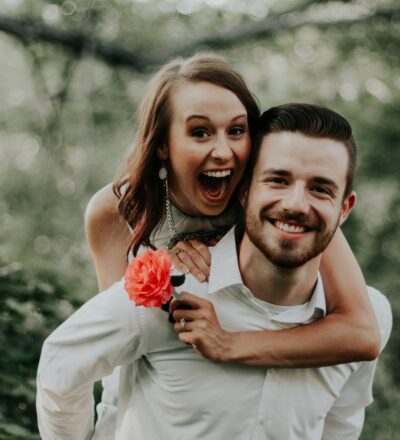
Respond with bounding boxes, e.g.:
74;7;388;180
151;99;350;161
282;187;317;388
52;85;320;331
248;103;357;198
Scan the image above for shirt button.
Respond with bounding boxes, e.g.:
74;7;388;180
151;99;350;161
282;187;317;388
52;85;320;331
269;368;276;374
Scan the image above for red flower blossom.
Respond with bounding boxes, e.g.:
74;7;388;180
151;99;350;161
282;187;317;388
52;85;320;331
124;249;174;307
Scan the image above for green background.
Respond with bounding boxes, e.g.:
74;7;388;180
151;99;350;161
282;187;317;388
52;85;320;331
0;0;399;438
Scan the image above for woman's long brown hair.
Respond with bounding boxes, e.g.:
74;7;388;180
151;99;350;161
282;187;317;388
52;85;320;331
113;54;260;256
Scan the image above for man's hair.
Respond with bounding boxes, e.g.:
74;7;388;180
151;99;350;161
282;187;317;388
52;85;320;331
248;103;357;198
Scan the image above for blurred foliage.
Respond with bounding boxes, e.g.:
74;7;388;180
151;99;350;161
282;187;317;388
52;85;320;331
0;260;81;439
0;0;399;437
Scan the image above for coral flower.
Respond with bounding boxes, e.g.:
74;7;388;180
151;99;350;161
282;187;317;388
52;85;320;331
124;249;174;308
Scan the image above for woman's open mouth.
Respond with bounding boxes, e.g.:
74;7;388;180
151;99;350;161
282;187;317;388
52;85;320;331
198;169;233;201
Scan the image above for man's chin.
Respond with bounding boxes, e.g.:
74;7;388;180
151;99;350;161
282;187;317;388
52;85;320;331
266;252;311;269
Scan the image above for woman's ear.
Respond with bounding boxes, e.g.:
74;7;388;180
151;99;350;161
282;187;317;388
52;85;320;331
157;145;168;160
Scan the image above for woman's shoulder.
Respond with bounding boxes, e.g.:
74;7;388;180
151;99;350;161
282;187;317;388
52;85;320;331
86;183;119;221
85;183;130;252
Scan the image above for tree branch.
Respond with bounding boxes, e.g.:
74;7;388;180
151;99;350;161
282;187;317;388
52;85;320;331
0;15;154;71
0;5;399;71
171;7;400;55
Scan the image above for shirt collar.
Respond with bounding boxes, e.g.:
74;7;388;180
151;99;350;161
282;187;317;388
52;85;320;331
208;226;326;324
266;275;326;324
208;227;243;293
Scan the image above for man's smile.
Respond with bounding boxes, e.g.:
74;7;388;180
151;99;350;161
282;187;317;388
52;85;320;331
274;220;307;234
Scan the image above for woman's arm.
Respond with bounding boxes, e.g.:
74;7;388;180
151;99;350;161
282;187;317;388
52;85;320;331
85;183;132;291
172;229;381;367
318;228;380;361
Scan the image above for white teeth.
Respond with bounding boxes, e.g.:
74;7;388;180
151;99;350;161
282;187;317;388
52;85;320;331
202;170;231;178
275;221;305;234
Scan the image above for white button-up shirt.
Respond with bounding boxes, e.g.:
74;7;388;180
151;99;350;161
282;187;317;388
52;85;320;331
37;228;392;440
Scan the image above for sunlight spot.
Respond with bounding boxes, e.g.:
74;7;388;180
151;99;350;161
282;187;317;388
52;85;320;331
339;82;358;101
365;78;391;103
34;236;51;255
7;88;25;107
57;177;76;197
294;42;315;62
42;4;62;24
62;1;76;15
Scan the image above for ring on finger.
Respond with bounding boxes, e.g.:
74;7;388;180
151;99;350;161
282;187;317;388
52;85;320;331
180;318;186;331
175;248;185;255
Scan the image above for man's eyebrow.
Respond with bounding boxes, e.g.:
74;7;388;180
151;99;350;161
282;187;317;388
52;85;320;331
260;169;292;177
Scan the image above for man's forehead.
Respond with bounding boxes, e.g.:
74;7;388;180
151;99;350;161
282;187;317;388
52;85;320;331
255;132;349;178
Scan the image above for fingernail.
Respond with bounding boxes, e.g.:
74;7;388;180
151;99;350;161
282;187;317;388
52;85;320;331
197;273;205;282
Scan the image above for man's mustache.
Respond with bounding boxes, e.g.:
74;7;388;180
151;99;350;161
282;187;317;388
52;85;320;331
261;209;322;231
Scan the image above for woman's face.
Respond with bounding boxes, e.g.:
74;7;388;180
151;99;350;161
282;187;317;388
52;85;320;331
163;81;251;217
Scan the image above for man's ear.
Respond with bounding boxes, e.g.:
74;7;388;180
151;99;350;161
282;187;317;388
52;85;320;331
339;191;357;225
156;145;168;161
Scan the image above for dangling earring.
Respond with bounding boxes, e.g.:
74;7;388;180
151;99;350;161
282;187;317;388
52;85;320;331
159;163;176;239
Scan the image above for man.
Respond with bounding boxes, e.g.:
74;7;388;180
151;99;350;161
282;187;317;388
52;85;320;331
37;104;391;439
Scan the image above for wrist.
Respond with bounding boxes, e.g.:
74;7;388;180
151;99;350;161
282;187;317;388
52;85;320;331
219;331;241;363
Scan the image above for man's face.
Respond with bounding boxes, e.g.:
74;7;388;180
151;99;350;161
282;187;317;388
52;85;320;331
244;131;356;268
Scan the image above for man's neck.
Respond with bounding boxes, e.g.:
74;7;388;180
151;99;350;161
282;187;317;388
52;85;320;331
238;233;320;306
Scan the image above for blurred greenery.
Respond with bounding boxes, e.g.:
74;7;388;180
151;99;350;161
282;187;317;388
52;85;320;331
0;0;399;438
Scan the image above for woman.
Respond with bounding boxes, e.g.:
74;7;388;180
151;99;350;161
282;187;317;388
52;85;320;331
85;54;379;437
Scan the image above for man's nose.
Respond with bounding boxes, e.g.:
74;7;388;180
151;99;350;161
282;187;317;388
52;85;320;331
280;183;309;213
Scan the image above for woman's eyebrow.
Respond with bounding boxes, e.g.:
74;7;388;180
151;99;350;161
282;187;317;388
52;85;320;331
186;113;247;123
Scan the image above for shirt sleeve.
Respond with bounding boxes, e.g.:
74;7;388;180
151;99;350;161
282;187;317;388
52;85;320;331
322;288;392;440
36;280;146;440
321;361;375;439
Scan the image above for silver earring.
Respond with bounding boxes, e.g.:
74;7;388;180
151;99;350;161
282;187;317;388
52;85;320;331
159;163;176;239
158;164;167;180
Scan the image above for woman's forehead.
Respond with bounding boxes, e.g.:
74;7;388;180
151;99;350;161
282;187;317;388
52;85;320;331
170;81;247;122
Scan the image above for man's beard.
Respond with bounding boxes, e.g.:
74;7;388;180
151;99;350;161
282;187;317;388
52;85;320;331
245;207;340;269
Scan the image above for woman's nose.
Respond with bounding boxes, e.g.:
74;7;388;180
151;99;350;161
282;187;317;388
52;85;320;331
210;135;233;161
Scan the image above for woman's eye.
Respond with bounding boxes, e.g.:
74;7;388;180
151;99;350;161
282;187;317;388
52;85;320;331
191;128;209;138
229;126;245;136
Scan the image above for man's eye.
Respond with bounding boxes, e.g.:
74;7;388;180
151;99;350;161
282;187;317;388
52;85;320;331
312;186;330;195
269;178;287;185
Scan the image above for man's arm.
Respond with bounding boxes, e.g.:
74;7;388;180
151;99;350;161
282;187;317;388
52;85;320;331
322;361;374;439
36;280;146;440
322;288;392;439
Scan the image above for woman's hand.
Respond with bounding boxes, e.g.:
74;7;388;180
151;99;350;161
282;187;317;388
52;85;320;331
168;240;212;282
170;292;234;362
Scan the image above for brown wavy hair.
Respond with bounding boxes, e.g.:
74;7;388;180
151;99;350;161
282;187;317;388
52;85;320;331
113;53;260;256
